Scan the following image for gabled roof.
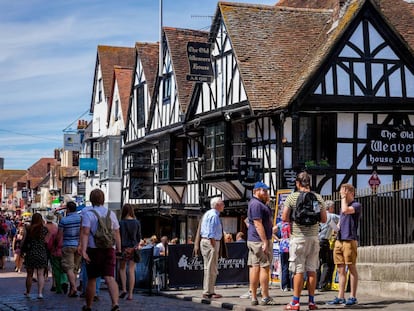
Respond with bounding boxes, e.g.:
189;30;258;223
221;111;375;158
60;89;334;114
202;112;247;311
0;170;26;188
218;0;414;111
163;27;209;113
90;45;135;113
26;158;57;189
135;42;159;98
218;2;333;111
107;66;134;124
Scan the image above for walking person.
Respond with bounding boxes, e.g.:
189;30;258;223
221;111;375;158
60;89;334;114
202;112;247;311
247;181;276;306
118;203;141;301
12;225;25;273
80;188;122;311
199;197;225;299
282;172;327;310
317;200;339;291
57;201;82;297
21;213;49;299
0;225;9;270
327;183;361;306
45;212;68;294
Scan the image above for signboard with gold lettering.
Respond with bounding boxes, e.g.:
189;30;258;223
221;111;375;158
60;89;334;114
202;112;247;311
367;125;414;166
186;42;213;83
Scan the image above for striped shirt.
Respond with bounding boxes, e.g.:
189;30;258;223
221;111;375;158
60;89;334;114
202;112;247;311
283;191;326;238
58;212;81;248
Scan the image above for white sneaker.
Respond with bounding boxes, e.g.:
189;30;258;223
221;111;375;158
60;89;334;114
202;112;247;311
240;290;251;299
239;289;261;299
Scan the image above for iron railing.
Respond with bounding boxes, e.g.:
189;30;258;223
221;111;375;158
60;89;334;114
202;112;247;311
324;179;414;246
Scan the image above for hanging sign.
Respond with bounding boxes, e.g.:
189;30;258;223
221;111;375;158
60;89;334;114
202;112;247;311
186;42;213;83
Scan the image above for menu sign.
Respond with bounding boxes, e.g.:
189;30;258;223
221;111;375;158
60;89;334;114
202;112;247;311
367;125;414;166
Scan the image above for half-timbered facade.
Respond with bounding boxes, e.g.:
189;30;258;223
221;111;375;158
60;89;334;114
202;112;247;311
118;0;414;240
81;45;135;210
122;42;158;217
183;0;414;233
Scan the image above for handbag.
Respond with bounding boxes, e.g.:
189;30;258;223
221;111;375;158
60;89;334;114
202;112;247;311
133;248;141;263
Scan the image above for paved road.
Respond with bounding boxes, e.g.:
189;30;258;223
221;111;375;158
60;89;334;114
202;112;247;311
1;256;413;311
0;258;216;311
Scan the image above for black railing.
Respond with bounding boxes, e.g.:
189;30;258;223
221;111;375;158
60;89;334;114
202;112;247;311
325;179;414;246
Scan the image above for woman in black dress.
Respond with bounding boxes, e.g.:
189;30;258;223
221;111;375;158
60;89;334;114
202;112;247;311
22;213;48;299
118;204;141;301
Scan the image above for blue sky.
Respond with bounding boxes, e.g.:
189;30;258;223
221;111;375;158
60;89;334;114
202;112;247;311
0;0;276;170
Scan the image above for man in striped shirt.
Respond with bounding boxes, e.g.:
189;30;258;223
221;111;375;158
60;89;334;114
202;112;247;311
282;172;327;310
58;201;82;297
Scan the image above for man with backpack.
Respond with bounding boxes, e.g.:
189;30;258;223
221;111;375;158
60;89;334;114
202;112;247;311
80;189;122;311
282;172;327;310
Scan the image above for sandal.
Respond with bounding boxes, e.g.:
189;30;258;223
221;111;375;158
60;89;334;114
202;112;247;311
82;306;92;311
68;290;78;297
119;291;127;299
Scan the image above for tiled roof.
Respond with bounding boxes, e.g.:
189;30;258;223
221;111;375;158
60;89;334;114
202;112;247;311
0;170;26;188
27;158;57;177
163;27;209;113
276;0;338;9
219;2;332;110
92;45;135;112
135;42;159;99
108;66;134;124
219;0;414;111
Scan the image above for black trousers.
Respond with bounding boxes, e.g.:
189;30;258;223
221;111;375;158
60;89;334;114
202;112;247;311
317;239;334;288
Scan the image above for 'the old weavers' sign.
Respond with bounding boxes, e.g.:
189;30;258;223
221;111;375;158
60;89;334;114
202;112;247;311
367;125;414;166
186;42;213;83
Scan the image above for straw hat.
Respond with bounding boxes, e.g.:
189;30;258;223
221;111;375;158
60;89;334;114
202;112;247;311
45;212;56;222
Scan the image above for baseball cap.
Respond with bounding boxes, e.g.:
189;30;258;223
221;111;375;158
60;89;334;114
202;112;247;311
253;181;270;190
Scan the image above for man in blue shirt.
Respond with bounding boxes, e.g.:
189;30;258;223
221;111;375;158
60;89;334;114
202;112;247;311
247;181;276;306
328;183;361;306
200;197;224;299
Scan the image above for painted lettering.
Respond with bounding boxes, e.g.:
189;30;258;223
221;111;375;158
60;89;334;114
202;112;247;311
381;129;397;140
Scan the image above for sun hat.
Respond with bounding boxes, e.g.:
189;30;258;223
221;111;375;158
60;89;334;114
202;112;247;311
45;212;56;222
253;181;270;190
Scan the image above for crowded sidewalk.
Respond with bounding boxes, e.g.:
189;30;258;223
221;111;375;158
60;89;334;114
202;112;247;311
1;256;413;311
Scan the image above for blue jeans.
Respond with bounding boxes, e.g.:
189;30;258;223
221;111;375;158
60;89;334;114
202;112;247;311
81;259;101;295
280;252;292;289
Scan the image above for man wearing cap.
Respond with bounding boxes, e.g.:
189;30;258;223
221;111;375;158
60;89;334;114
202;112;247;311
247;181;276;306
282;172;327;310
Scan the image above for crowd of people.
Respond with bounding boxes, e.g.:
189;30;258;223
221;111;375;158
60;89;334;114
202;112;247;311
191;173;361;310
0;189;176;311
0;173;362;311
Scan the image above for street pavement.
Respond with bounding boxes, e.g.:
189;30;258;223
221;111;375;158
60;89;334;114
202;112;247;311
1;256;413;311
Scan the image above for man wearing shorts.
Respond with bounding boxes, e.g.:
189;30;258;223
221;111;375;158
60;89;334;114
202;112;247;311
247;181;276;306
282;172;327;310
58;201;82;297
327;183;361;306
81;189;122;311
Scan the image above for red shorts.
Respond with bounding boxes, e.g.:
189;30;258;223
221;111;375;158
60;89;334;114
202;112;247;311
86;248;116;278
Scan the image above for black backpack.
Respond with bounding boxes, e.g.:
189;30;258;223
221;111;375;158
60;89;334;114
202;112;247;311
291;191;321;226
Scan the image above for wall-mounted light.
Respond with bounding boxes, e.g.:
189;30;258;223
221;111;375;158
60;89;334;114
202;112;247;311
282;137;288;144
224;112;231;122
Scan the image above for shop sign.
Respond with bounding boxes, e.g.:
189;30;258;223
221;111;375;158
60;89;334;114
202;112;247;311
367;125;414;166
186;42;213;83
238;158;263;188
